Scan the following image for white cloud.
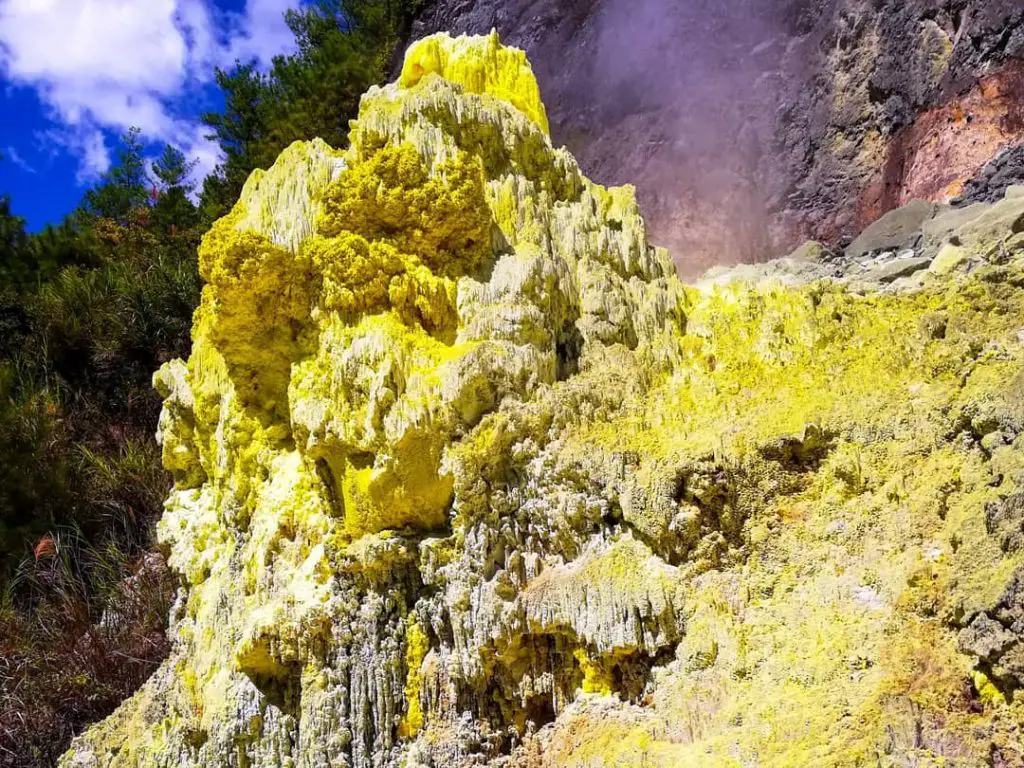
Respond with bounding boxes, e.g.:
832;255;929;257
79;131;112;180
0;0;299;183
34;126;112;182
224;0;296;67
4;144;36;173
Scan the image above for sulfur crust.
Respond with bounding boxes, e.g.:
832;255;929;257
400;29;551;134
60;31;1024;768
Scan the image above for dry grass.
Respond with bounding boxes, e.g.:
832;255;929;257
0;530;174;767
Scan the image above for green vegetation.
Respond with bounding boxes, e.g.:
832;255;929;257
0;134;199;768
200;0;424;219
0;3;421;765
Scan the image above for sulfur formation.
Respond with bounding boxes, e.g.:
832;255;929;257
63;31;1024;768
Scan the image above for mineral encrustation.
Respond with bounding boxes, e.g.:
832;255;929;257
63;32;1024;768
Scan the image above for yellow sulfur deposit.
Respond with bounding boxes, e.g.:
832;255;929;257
400;29;551;134
62;31;1024;768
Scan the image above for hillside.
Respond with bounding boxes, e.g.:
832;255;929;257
60;31;1024;768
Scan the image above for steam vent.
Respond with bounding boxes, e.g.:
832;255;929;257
63;31;1024;767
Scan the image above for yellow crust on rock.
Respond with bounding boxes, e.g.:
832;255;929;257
59;29;1024;768
400;30;551;134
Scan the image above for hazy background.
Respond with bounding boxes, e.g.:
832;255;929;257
413;0;824;272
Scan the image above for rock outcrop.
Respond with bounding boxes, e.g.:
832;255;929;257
412;0;1024;274
63;31;1024;768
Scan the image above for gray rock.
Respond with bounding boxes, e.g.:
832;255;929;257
929;243;974;276
858;255;933;285
956;146;1024;205
845;200;936;260
921;203;990;255
959;613;1017;661
953;194;1024;252
885;273;930;294
694;257;840;291
959;565;1024;689
785;240;835;263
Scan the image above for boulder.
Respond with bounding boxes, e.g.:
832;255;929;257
921;202;990;255
859;254;933;285
845;199;936;259
786;240;836;262
953;192;1024;252
929;242;972;275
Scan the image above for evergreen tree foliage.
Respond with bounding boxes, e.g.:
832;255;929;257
83;128;150;223
201;0;421;218
0;131;201;768
0;195;31;285
151;145;200;235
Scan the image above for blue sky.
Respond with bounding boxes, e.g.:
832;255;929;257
0;0;302;230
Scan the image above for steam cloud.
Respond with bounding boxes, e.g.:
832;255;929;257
414;0;822;271
530;0;816;271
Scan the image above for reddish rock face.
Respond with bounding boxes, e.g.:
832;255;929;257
859;60;1024;235
411;0;1024;274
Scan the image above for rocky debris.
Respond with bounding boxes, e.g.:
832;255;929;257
921;203;992;256
951;194;1024;253
845;200;935;260
956;145;1024;206
697;186;1024;292
857;253;933;285
694;246;937;293
960;567;1024;695
694;256;841;292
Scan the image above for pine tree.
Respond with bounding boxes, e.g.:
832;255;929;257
0;195;30;283
201;65;278;219
151;145;200;235
84;128;150;222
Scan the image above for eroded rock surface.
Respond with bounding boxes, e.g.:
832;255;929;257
63;32;1024;768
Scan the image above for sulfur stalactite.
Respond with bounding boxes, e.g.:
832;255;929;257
63;30;1024;768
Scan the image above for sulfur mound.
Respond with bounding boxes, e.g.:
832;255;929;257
63;31;1024;768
